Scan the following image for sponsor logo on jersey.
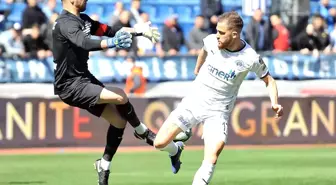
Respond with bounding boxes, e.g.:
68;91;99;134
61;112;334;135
208;64;236;81
236;60;243;67
235;60;245;71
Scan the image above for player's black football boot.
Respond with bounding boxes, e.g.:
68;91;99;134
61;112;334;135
134;128;156;146
94;159;110;185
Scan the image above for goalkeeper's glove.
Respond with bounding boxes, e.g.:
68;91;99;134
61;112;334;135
134;21;160;43
107;30;133;49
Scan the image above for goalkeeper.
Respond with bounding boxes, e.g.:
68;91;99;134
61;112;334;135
52;0;160;185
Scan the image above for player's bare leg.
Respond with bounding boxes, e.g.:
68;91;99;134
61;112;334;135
192;138;225;185
94;104;127;185
154;115;185;174
98;87;155;145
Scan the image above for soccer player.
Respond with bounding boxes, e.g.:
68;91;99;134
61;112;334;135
153;11;284;185
52;0;160;185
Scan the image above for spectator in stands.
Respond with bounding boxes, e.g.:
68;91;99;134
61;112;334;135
21;0;47;29
0;0;13;31
91;14;100;22
200;0;223;34
109;1;124;26
313;0;336;32
1;0;14;12
0;12;7;31
295;24;320;56
188;15;209;55
135;13;162;56
111;10;137;56
161;15;185;55
23;24;51;59
329;23;336;52
42;12;58;50
41;0;57;19
312;14;331;52
270;14;290;52
112;10;132;33
245;9;271;51
124;55;147;96
129;0;144;26
0;22;25;59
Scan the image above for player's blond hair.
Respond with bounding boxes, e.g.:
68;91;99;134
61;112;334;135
218;11;244;33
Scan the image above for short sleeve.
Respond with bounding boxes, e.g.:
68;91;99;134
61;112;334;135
250;56;269;78
202;38;208;52
202;34;215;52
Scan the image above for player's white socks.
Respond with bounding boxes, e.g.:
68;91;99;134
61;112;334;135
156;141;179;156
192;160;216;185
100;158;111;171
135;122;148;135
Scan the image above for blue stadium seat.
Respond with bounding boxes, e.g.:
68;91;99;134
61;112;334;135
0;2;12;11
89;0;130;3
86;0;102;3
192;5;200;17
175;6;192;22
146;0;179;4
226;0;242;6
241;16;250;36
155;23;164;33
11;3;26;13
224;5;241;12
103;4;114;19
180;45;188;54
181;23;193;39
123;3;130;10
85;4;104;17
100;16;109;24
7;3;26;23
157;5;175;21
7;13;21;23
310;1;319;14
330;0;336;6
235;8;243;15
141;5;157;21
55;3;63;14
143;0;198;4
242;16;250;25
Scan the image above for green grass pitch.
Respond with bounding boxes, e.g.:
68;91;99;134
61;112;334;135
0;147;335;185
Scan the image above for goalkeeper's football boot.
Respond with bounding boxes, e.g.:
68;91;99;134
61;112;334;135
94;159;110;185
134;128;156;146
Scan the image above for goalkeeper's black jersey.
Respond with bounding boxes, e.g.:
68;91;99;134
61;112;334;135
52;10;118;95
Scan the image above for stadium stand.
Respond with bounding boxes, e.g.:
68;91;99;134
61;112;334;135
0;0;336;84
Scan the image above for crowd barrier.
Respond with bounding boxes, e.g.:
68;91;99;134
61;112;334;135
0;96;335;148
0;52;335;83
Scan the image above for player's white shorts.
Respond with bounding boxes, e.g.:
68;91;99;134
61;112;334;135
170;100;230;143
